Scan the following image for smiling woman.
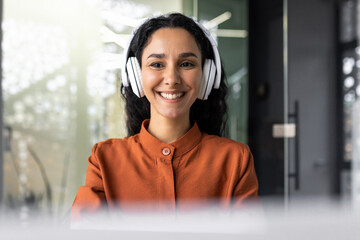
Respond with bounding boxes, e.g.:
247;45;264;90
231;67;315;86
141;28;203;142
71;13;258;220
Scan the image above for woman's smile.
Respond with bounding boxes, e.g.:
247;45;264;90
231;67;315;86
158;91;185;100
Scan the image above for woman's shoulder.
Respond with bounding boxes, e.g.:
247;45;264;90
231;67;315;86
201;133;251;153
92;134;141;151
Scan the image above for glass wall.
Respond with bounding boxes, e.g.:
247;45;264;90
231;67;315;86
1;0;248;221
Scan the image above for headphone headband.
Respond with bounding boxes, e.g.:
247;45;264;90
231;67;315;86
121;15;222;99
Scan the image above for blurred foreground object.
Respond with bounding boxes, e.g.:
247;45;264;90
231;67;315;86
1;197;360;240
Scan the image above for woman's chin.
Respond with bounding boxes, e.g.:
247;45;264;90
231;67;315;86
158;110;189;121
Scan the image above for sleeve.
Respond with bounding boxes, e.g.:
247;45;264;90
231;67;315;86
232;145;259;208
71;143;107;221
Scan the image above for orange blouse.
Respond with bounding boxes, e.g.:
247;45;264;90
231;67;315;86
72;120;258;219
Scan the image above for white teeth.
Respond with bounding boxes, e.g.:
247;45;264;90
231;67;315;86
160;92;184;100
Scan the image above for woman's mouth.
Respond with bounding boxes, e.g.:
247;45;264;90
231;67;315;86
159;92;185;100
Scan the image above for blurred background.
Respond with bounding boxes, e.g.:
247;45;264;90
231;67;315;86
0;0;359;223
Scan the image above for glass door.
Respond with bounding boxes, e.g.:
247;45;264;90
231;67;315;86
249;0;339;206
283;0;338;206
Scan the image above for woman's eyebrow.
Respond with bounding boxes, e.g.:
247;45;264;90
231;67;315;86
179;52;198;58
147;53;165;59
146;52;198;59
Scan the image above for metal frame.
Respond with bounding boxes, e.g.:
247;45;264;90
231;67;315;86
283;0;289;210
0;0;3;206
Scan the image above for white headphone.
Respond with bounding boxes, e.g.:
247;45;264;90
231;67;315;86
121;17;222;100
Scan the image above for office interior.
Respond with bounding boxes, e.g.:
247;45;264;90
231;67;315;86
0;0;359;227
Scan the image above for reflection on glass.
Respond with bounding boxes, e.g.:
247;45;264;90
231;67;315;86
345;91;356;102
2;20;69;97
344;76;355;88
343;57;355;75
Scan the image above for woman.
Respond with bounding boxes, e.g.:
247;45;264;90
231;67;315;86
72;13;258;219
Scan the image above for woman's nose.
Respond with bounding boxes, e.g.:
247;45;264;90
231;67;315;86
164;65;180;86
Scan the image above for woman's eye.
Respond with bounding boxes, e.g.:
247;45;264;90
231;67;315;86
180;62;195;68
150;62;163;68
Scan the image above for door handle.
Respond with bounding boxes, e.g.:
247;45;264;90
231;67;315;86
288;100;300;190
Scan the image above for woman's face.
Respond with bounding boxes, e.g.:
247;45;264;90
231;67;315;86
141;27;202;122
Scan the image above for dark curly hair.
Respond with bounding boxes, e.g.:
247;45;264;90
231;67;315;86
121;13;228;137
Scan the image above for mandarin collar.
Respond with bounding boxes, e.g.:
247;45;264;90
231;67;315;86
138;119;202;158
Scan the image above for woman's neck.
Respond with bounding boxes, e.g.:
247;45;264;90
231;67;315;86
147;114;191;144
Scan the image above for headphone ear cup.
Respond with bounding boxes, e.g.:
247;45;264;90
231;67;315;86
198;60;208;100
198;59;216;100
126;57;144;97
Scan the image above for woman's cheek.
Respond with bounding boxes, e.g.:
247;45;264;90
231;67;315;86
142;69;162;95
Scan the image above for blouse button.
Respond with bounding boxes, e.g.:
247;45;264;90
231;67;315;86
162;147;171;156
